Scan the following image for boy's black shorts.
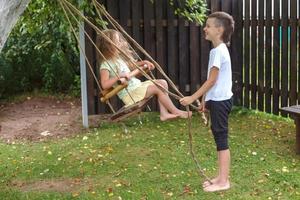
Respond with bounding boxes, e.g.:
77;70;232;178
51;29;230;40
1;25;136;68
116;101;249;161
206;98;232;151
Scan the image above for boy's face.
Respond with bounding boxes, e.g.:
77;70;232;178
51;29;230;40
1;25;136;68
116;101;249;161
203;18;224;42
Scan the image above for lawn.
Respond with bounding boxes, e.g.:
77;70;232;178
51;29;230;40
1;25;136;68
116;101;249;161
0;108;299;199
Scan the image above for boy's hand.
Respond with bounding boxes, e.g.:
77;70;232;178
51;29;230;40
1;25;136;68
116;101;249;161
196;99;205;112
179;96;194;106
198;103;206;112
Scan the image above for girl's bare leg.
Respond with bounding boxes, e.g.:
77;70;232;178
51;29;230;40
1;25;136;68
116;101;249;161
146;80;178;120
145;79;191;120
155;80;192;119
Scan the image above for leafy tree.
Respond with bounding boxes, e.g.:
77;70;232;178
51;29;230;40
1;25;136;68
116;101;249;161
1;0;79;97
169;0;207;24
0;0;207;98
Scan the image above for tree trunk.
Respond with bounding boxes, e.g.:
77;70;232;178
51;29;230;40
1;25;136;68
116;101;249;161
0;0;31;52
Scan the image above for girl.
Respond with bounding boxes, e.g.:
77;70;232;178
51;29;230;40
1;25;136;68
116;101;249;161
180;12;234;192
98;29;191;121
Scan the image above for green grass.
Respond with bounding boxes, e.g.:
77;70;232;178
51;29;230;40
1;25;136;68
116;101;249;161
0;108;299;199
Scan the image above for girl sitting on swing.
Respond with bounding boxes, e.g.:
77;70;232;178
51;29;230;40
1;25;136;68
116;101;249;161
98;29;191;121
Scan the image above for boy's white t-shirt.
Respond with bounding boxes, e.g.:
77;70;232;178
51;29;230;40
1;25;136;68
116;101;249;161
205;43;233;101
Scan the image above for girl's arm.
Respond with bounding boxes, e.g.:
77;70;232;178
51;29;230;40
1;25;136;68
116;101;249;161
122;60;155;79
136;60;155;70
100;60;155;89
180;67;219;106
100;69;124;90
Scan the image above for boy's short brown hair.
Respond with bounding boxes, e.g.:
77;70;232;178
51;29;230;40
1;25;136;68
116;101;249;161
208;12;235;44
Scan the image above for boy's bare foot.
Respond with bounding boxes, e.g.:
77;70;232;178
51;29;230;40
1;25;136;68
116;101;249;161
177;111;192;119
160;113;179;121
203;181;230;192
202;177;219;188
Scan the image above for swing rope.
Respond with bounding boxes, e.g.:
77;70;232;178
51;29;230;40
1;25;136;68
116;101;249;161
61;0;203;112
58;0;211;184
60;0;139;107
59;0;116;113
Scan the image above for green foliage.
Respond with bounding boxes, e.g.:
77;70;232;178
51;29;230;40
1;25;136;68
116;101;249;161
0;55;13;98
0;0;79;98
0;0;207;99
69;75;81;97
169;0;208;24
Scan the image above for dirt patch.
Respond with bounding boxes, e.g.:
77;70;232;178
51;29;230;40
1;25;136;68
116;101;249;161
0;96;109;142
11;178;94;193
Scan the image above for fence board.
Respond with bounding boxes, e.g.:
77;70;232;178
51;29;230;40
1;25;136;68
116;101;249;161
85;23;98;114
200;28;210;85
257;0;264;111
95;0;106;114
189;22;200;93
243;0;250;108
221;0;232;13
155;0;164;79
265;0;272;113
281;0;289;115
232;0;243;106
143;0;152;56
167;5;179;107
178;18;189;96
290;0;297;105
237;0;243;106
106;0;118;20
131;0;141;44
250;0;257;109
210;0;220;12
199;0;210;86
272;0;280;114
143;0;157;109
119;0;130;33
299;0;300;104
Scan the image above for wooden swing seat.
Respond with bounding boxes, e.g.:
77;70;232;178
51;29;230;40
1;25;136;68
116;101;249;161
110;97;152;122
100;82;152;122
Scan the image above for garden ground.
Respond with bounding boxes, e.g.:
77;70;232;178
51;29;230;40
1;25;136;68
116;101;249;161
0;96;106;142
0;95;299;199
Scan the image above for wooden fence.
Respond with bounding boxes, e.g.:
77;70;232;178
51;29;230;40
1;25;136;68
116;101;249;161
85;0;298;116
85;0;242;114
243;0;299;116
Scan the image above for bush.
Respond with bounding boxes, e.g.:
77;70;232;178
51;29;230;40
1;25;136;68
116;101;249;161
0;55;13;98
0;0;207;99
1;0;79;98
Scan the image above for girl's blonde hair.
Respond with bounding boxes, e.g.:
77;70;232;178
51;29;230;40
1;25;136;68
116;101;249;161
96;29;135;69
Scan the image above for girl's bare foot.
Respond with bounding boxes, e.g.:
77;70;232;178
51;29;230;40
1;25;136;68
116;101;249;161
203;181;230;192
160;113;179;121
177;111;192;119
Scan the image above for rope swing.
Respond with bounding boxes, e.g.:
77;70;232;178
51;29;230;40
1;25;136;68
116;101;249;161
58;0;211;184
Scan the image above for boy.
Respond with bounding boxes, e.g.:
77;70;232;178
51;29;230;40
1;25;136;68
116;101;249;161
180;11;234;192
